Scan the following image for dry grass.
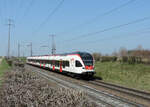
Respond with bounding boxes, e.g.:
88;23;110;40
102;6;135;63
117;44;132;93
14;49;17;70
0;69;98;107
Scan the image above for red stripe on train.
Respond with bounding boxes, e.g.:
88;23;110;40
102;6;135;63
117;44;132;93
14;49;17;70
53;66;55;71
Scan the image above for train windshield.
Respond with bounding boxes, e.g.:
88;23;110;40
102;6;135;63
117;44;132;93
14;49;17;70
79;53;93;66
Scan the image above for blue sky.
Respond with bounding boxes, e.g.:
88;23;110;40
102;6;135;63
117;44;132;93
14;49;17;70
0;0;150;56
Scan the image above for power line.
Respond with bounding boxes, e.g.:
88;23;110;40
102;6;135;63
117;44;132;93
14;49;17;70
9;0;16;21
33;0;65;34
22;0;35;18
58;27;150;50
16;0;35;24
4;0;8;18
81;29;150;46
0;8;3;24
57;0;136;35
86;32;150;51
0;0;2;23
64;16;150;42
14;0;25;22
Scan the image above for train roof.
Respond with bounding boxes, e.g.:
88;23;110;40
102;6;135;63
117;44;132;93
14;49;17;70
27;52;92;58
60;51;90;55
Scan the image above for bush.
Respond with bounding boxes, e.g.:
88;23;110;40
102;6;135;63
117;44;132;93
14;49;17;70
100;56;117;62
6;59;13;66
118;56;142;64
0;71;97;107
92;53;101;62
112;56;117;62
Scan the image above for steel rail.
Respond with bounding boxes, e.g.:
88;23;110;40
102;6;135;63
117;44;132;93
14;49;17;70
26;65;145;107
90;79;150;101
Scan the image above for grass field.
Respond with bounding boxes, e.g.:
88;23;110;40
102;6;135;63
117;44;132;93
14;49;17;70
0;59;10;85
95;62;150;92
18;57;26;63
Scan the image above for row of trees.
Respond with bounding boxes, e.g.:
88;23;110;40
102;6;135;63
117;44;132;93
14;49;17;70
93;45;150;64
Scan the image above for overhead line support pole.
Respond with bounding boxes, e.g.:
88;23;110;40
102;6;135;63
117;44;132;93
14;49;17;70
7;19;14;58
31;42;32;57
49;35;56;55
18;43;20;58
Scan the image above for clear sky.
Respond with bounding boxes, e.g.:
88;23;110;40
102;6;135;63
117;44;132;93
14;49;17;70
0;0;150;56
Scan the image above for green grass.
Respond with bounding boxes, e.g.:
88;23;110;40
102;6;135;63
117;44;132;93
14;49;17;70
18;57;26;63
0;59;10;85
95;62;150;92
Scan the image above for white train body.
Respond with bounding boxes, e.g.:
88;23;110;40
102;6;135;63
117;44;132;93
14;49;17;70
27;52;95;77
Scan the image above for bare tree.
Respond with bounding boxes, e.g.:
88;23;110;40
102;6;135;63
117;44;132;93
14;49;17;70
92;52;101;61
119;47;128;57
136;45;143;51
112;50;118;56
131;45;143;57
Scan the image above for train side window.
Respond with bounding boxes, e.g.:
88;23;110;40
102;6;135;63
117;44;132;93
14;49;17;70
55;60;59;67
75;60;82;67
52;60;55;65
66;61;69;67
49;60;52;65
58;61;60;67
54;60;56;66
62;61;65;68
45;60;47;64
46;60;49;64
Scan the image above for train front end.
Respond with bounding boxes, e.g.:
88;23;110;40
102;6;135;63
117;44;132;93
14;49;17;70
78;52;95;77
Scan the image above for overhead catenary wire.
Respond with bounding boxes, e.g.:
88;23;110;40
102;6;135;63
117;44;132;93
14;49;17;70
15;0;35;25
0;0;2;23
64;16;150;42
58;27;150;50
21;0;35;18
58;31;150;51
82;29;150;46
9;0;16;21
85;31;150;52
57;0;136;35
33;0;65;34
14;0;25;22
3;0;8;20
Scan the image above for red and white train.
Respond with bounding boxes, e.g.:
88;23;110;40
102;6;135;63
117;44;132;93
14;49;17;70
27;52;95;77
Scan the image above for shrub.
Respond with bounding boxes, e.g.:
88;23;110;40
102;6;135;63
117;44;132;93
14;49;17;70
0;71;98;107
100;56;117;62
92;53;101;62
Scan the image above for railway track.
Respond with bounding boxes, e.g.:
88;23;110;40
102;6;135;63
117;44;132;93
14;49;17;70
26;65;146;107
90;79;150;101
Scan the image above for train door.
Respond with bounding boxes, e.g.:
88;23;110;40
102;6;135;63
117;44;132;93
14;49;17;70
60;60;62;72
70;58;75;72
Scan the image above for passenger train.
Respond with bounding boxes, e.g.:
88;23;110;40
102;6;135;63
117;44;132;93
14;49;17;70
27;52;95;77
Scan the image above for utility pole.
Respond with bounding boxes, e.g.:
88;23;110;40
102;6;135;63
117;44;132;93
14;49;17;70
31;42;32;56
18;43;20;58
27;42;32;56
49;35;56;55
7;19;14;58
23;52;24;57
